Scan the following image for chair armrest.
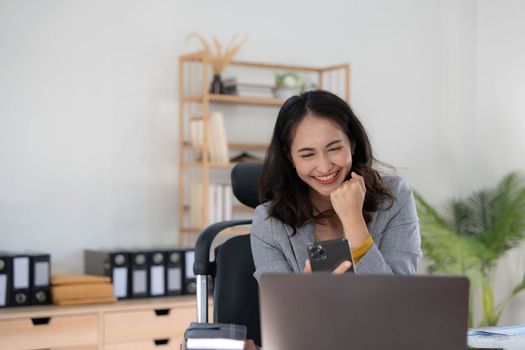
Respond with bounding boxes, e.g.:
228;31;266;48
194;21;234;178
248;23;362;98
193;219;252;275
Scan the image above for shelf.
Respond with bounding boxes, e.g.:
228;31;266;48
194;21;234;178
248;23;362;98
180;226;251;235
182;162;236;169
183;140;268;151
183;204;254;212
185;94;284;106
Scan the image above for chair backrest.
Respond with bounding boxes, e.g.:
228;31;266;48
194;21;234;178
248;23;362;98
231;162;263;209
213;235;261;345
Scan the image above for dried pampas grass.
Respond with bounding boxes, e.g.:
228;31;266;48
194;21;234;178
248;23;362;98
187;32;248;75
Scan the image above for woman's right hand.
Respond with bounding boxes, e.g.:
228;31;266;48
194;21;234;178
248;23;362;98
303;260;352;274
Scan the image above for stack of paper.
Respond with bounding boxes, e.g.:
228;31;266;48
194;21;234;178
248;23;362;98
184;322;247;350
51;274;117;305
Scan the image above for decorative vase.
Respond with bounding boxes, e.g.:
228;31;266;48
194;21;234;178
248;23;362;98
209;74;224;94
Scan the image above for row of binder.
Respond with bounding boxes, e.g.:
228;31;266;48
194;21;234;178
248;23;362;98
84;248;197;300
0;251;51;308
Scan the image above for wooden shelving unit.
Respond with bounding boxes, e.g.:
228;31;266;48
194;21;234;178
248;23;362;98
178;51;350;244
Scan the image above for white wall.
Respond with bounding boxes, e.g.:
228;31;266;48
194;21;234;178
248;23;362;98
476;0;525;326
0;0;524;324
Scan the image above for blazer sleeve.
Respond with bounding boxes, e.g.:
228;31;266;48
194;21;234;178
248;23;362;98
356;177;422;275
250;204;294;281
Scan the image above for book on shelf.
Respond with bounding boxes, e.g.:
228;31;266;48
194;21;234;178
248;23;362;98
222;79;275;99
190;183;234;227
189;111;229;163
210;111;229;163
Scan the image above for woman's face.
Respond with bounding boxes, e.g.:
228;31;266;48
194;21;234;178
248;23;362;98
289;114;353;198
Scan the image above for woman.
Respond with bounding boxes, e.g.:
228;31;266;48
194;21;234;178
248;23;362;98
251;90;421;281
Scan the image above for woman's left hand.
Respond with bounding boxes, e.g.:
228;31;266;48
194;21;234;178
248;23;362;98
329;172;366;225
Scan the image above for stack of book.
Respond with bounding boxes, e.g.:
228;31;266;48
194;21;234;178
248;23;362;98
51;274;116;305
190;183;234;227
184;322;247;350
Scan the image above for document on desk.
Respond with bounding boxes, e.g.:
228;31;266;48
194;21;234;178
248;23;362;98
468;324;525;350
468;324;525;337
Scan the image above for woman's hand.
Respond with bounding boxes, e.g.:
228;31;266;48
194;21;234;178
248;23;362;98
303;259;352;274
329;172;366;221
329;172;370;247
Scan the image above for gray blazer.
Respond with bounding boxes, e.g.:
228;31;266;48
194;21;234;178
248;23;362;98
250;175;422;281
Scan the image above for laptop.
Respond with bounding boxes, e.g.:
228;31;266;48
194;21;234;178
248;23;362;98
259;274;469;350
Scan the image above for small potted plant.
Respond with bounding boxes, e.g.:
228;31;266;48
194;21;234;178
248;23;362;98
274;72;305;99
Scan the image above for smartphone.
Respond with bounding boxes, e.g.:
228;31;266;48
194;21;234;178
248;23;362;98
307;238;354;273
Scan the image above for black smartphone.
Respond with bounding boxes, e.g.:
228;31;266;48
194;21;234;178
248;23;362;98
307;238;354;272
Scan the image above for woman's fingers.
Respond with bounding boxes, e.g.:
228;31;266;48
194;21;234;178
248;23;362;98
332;260;352;274
303;259;312;273
351;172;366;193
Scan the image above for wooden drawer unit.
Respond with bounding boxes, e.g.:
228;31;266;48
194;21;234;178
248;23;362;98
0;296;201;349
104;302;195;343
0;313;99;349
105;339;181;350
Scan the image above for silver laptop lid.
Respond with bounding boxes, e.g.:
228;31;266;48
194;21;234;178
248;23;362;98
260;274;469;350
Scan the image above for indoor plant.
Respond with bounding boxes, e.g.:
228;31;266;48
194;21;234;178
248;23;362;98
187;32;247;94
415;171;525;327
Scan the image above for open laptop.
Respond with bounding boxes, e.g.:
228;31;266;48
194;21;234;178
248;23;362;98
259;274;469;350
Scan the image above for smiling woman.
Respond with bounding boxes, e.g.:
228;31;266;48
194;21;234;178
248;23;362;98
250;90;422;280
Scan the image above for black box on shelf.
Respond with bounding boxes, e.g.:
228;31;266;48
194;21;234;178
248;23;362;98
148;250;166;297
0;252;12;308
28;252;51;305
84;249;130;299
0;252;31;307
183;248;196;295
129;250;149;298
163;248;184;296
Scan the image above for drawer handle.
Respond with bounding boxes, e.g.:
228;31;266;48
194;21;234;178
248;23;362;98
154;308;171;316
154;338;170;346
31;317;51;326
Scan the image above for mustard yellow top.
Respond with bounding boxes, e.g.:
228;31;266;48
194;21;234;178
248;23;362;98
351;235;373;264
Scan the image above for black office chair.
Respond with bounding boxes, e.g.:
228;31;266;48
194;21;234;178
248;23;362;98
193;162;263;346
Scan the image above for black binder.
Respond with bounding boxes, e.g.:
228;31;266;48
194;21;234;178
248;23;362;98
164;248;184;296
0;252;11;308
148;250;166;297
84;249;130;299
29;252;51;305
1;252;31;307
183;249;196;295
129;251;149;298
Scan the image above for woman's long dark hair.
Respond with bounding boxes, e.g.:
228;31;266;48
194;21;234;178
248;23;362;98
258;90;394;231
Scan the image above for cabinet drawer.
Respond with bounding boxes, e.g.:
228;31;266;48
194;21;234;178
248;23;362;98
0;313;99;349
104;304;195;343
105;338;182;350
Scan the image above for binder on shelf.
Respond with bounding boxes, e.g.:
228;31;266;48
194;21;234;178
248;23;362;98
4;252;31;307
29;252;51;305
129;251;149;298
164;248;184;296
0;252;12;308
184;248;196;295
148;250;166;297
84;249;130;299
